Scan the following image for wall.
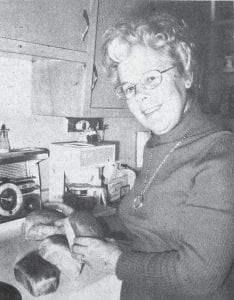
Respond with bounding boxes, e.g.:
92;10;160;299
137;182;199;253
0;52;142;198
0;53;75;148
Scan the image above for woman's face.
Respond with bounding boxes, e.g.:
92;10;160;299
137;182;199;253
117;44;189;135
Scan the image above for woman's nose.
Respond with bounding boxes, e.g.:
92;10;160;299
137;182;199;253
136;93;150;106
135;84;150;100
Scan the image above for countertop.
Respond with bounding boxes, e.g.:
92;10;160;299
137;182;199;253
0;219;121;300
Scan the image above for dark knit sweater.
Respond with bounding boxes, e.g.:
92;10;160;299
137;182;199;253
115;101;234;299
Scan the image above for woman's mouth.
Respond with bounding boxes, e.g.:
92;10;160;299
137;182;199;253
143;105;162;116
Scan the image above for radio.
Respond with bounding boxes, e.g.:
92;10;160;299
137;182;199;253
0;148;49;223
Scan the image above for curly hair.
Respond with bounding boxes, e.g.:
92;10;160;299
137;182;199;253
102;12;196;86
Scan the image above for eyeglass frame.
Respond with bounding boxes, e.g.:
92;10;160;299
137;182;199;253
115;65;176;100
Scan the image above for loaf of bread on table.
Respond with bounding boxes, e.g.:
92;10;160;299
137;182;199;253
64;210;104;248
14;251;60;297
22;208;66;241
38;234;82;279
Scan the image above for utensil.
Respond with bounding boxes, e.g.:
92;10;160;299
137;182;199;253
79;255;86;274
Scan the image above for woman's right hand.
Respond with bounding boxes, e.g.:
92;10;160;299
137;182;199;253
72;236;122;275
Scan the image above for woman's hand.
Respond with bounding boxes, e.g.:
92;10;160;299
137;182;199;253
72;237;122;275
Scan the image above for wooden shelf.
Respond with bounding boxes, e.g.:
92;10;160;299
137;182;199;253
0;148;49;165
0;37;88;63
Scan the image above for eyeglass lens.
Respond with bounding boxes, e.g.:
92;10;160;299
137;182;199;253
116;66;174;100
116;70;162;100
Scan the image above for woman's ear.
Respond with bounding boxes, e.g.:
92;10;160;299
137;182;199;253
177;42;193;89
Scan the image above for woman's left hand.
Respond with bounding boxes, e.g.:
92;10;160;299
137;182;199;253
72;237;122;274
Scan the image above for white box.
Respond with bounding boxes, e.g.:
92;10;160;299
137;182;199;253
49;141;115;202
107;174;129;202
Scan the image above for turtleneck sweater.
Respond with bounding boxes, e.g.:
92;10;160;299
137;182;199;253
115;101;234;299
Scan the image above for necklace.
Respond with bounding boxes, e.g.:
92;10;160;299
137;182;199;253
133;131;190;209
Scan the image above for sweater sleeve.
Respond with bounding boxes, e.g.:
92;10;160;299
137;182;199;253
115;134;234;297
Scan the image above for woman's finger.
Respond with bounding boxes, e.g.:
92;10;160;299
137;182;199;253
54;218;66;227
105;237;117;244
43;202;74;216
73;236;100;246
72;243;87;253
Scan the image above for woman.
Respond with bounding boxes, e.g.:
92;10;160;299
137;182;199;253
72;12;234;299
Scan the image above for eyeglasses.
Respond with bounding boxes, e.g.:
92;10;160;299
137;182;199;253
115;65;175;100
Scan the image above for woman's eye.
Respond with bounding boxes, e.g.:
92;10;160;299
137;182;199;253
124;85;135;95
146;76;157;84
143;72;161;87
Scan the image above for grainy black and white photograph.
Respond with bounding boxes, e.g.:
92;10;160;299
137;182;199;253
0;1;234;299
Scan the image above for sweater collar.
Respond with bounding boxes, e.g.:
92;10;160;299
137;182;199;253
146;100;221;147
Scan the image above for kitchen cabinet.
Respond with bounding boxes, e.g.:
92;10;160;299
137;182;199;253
0;1;213;118
89;0;138;117
90;0;165;117
30;0;98;117
0;0;93;59
31;0;151;118
0;0;134;118
32;0;143;118
0;0;98;117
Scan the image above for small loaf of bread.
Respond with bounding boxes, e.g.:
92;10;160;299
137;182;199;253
14;251;60;297
39;235;82;279
64;210;104;248
22;208;65;241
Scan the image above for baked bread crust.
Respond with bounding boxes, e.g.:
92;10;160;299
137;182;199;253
14;251;60;297
22;208;65;240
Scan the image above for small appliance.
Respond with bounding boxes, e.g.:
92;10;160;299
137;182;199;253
0;148;49;223
49;141;116;204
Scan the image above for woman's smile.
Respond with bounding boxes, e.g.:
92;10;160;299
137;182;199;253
142;104;163;116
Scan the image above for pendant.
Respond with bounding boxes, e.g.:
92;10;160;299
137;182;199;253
133;195;143;209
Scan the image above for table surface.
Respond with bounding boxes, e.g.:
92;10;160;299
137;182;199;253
0;219;121;300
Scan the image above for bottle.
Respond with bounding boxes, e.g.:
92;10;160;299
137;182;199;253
0;124;10;153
